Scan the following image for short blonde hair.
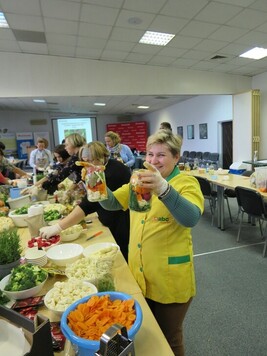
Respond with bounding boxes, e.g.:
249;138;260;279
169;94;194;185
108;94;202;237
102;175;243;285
79;141;110;162
105;131;121;145
146;130;182;156
65;133;86;148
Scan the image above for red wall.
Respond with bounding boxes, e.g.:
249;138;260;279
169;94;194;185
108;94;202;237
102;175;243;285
107;121;148;152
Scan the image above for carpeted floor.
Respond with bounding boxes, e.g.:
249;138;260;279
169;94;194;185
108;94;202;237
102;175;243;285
184;198;267;356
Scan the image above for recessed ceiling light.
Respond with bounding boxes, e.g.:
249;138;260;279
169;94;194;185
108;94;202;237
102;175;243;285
33;99;46;103
137;106;149;109
139;31;175;46
94;102;106;106
239;47;267;60
0;12;9;28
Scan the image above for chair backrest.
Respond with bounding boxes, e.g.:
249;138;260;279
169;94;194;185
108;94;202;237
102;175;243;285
182;150;189;157
209;153;219;162
195;176;212;197
188;151;196;158
202;152;211;160
196;151;202;159
235;186;266;217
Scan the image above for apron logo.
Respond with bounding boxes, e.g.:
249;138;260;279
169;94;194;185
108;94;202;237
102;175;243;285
153;216;169;222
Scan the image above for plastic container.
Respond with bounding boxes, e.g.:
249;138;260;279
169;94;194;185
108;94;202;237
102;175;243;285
9;188;23;199
7;195;31;210
229;169;246;175
61;291;143;356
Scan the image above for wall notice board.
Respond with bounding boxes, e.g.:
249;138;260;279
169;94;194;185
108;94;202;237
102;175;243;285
107;121;148;152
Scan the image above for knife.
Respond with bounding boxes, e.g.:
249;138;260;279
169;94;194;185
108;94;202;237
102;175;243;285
86;231;103;241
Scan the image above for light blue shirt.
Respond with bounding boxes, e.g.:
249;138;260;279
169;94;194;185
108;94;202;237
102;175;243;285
119;144;135;167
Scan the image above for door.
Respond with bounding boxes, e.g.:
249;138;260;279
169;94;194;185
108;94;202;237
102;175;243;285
222;121;233;169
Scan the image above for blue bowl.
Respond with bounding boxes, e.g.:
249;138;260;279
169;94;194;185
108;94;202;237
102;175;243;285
61;291;143;356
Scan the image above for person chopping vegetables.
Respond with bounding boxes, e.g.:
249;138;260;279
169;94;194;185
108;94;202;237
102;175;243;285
99;130;204;356
39;141;131;261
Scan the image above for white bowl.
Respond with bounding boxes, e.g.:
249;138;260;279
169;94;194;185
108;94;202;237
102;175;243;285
0;274;48;300
46;243;84;266
44;279;97;316
83;242;120;261
8;210;29;227
7;195;30;210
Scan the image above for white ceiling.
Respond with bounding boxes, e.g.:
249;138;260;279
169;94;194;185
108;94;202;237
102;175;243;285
1;0;267;115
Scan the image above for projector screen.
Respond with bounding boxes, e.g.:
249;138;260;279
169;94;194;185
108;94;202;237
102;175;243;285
52;117;97;146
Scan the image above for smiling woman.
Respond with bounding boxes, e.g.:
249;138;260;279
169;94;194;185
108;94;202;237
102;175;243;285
99;129;204;355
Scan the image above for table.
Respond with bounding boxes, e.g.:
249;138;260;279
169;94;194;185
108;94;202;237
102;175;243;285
18;214;174;356
243;159;267;170
186;170;267;230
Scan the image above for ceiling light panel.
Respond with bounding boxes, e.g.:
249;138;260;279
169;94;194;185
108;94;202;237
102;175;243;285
139;31;175;46
239;47;267;60
0;12;9;28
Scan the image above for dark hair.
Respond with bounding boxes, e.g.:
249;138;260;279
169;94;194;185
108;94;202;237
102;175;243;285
53;144;70;161
0;148;4;156
160;122;172;131
0;142;5;150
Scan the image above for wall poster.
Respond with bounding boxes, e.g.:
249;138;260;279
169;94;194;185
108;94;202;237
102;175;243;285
177;126;183;138
106;121;148;152
199;123;208;139
187;125;194;140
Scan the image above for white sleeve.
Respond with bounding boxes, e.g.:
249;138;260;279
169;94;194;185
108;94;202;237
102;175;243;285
29;149;36;168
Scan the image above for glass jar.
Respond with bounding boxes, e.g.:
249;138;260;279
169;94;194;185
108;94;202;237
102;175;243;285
85;165;108;202
129;169;152;212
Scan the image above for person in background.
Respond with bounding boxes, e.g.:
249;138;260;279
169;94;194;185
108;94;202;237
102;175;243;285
40;141;131;261
29;138;53;174
22;144;71;195
43;133;86;194
99;130;204;355
104;131;135;168
0;148;29;179
0;171;12;185
159;122;172;131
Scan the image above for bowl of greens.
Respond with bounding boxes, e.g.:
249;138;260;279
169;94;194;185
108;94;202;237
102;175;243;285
8;206;29;227
0;263;48;300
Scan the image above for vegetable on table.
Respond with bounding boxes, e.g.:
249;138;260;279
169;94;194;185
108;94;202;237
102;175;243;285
67;294;136;340
14;206;29;215
4;263;48;292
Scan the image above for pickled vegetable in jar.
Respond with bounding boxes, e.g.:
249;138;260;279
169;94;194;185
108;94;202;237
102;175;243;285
129;169;152;212
85;165;108;202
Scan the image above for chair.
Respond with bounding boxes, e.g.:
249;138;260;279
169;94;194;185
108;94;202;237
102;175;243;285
224;170;254;222
201;152;211;165
180;150;189;163
195;176;217;225
235;186;267;257
196;151;202;160
196;176;232;226
182;150;189;158
208;153;219;168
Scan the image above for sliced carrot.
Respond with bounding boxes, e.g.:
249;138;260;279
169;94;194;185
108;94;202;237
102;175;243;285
67;295;136;341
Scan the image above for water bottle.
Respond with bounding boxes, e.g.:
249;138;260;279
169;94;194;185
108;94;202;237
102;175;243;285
253;150;258;162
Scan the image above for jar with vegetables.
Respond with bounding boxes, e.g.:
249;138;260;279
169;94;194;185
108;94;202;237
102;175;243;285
129;169;152;212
